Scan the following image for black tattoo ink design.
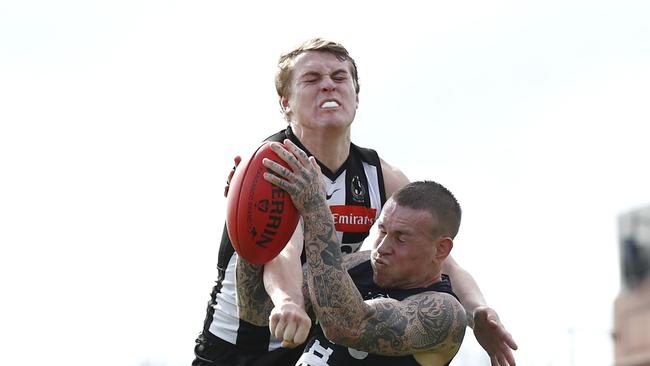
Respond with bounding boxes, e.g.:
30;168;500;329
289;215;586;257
236;257;273;326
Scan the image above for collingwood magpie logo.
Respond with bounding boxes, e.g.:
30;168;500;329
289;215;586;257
350;176;365;203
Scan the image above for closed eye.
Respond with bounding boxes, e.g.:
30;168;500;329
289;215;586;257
377;224;386;236
331;71;349;82
301;72;322;83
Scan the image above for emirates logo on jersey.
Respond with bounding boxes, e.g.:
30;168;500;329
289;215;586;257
329;205;377;233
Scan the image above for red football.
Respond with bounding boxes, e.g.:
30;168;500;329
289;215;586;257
226;141;300;265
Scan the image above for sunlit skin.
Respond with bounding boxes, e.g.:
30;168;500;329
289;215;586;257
371;199;448;289
281;51;359;136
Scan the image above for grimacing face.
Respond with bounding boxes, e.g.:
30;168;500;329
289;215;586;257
370;200;441;289
281;51;358;131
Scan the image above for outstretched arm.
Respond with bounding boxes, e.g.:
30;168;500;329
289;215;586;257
442;255;486;327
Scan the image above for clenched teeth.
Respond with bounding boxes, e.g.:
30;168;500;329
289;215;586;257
320;101;340;109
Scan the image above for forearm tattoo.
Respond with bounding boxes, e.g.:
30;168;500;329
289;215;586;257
236;257;273;326
303;204;354;306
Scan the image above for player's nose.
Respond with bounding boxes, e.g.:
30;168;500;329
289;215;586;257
320;76;336;92
375;235;393;255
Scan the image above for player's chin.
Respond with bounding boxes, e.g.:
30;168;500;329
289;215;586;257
371;272;391;288
314;112;353;126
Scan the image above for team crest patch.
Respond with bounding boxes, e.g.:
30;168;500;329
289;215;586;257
350;175;365;202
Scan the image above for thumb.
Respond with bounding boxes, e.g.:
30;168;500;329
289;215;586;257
486;312;499;326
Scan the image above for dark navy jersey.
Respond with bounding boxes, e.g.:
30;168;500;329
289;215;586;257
200;127;387;353
296;261;458;366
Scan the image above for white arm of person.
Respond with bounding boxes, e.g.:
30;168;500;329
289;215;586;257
263;224;312;348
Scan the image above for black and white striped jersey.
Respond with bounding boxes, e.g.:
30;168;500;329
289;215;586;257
200;127;387;352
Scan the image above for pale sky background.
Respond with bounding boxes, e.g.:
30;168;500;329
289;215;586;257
1;1;649;365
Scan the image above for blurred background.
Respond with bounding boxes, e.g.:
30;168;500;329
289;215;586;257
1;1;649;365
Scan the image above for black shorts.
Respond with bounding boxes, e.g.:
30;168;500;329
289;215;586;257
192;331;304;366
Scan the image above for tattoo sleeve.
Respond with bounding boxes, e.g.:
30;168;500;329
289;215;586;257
236;257;274;326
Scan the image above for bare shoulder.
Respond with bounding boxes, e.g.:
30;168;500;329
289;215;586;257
342;251;371;270
379;158;410;197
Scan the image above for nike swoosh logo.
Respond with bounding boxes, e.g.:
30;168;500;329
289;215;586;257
325;188;340;200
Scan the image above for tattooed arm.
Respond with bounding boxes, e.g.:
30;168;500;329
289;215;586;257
236;225;309;330
297;250;370;319
263;140;467;361
236;256;274;326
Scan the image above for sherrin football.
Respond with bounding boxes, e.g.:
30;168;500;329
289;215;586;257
226;141;300;265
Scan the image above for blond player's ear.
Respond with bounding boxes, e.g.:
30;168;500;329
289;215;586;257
280;97;291;113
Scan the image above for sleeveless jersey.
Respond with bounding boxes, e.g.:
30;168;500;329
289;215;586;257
200;127;387;352
296;261;458;366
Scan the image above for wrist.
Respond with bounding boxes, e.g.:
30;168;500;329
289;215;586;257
269;291;305;308
467;304;488;329
280;297;305;308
